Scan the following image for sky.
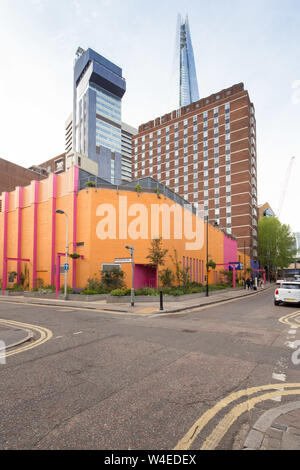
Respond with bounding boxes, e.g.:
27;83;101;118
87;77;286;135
0;0;300;231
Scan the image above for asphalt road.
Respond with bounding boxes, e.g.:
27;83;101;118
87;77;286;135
0;288;300;450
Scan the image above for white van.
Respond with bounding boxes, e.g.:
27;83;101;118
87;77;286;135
274;282;300;306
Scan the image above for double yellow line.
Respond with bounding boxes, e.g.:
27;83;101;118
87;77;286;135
279;311;300;328
0;319;53;358
174;383;300;451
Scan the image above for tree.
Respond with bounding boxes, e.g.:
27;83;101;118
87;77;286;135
258;217;296;280
146;238;168;289
159;268;175;288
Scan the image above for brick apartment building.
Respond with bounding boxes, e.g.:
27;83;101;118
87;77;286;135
0;158;45;196
133;83;258;261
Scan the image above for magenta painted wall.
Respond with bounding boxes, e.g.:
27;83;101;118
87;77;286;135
134;264;157;289
223;235;238;267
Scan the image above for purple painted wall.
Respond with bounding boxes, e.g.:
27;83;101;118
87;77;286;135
134;264;157;289
223;234;238;267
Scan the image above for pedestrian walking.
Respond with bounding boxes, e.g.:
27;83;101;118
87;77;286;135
246;278;251;290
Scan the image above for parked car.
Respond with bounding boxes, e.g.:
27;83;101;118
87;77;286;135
274;282;300;306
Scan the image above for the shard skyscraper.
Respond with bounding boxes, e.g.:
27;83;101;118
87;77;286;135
177;14;199;108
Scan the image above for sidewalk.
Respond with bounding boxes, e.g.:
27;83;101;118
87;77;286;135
0;285;271;315
244;401;300;450
0;323;33;350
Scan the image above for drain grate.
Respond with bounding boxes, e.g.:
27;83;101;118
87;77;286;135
271;423;288;432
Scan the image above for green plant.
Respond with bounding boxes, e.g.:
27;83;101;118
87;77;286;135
35;278;44;289
85;181;96;188
8;271;17;283
135;183;142;195
110;289;131;297
100;268;125;291
24;264;30;290
206;259;217;271
159;268;175;288
80;289;106;295
146;238;168;289
85;274;102;292
70;252;80;259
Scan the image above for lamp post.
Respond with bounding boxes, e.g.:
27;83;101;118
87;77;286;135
56;210;69;301
125;245;135;307
206;216;209;297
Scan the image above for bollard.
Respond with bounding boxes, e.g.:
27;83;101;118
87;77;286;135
160;291;164;311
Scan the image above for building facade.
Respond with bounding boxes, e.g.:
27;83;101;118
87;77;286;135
133;83;258;262
121;122;138;182
177;14;199;107
258;202;275;220
0;158;45;195
68;47;126;184
0;168;249;291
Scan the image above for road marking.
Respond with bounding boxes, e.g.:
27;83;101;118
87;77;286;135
272;373;286;381
73;331;82;335
0;319;53;358
279;311;300;327
201;388;300;450
174;383;300;450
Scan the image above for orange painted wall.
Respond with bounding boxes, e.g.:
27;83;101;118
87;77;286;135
0;168;237;290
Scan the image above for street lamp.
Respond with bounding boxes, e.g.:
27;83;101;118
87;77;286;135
125;245;135;307
56;209;69;301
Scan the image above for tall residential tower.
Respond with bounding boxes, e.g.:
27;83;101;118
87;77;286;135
133;83;258;264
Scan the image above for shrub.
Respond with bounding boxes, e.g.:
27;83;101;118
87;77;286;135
85;181;96;187
110;289;131;297
80;289;106;296
135;287;157;296
159;268;175;288
100;268;125;291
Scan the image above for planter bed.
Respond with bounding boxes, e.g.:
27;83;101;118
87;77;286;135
3;290;25;296
107;290;231;303
24;292;107;302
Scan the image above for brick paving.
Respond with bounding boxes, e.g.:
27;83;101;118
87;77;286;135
244;404;300;450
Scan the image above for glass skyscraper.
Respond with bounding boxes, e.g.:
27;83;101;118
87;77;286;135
72;47;126;184
177;14;199;108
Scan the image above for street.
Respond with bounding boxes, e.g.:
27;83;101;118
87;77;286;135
0;288;300;450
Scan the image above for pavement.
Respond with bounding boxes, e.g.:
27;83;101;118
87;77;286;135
244;401;300;450
0;284;272;315
0;323;33;350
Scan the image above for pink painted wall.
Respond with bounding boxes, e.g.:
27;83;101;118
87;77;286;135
223;234;238;267
134;264;157;289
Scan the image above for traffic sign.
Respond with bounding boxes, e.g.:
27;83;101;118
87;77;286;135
64;263;70;271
